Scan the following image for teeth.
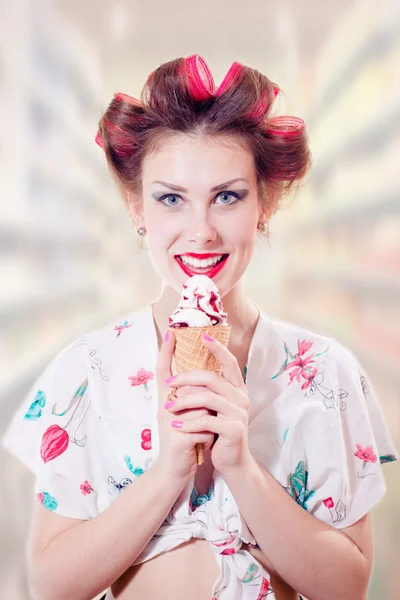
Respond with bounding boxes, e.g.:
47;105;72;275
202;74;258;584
180;255;224;268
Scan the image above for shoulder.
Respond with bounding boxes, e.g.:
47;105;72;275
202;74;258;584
80;304;151;349
259;311;359;368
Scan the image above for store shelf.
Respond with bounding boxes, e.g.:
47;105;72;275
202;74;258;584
289;191;400;233
288;270;400;300
0;284;100;325
310;21;399;125
311;102;400;186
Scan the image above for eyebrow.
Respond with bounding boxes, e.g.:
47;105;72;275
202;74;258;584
151;178;249;193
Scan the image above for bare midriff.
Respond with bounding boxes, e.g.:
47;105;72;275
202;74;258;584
111;538;301;600
111;537;220;599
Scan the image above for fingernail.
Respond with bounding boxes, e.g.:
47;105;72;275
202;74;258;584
171;420;183;428
164;400;174;409
203;333;214;342
164;330;169;343
165;376;176;383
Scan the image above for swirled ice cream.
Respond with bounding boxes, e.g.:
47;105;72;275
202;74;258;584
169;275;228;328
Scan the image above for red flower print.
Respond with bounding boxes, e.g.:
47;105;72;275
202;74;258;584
323;497;334;509
297;340;313;356
286;352;316;386
141;428;151;451
40;424;69;463
129;368;154;391
80;480;94;495
354;444;377;464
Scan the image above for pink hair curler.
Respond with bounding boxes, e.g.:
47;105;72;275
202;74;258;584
114;92;142;106
178;54;215;101
246;83;279;121
95;131;104;149
272;83;280;98
266;115;305;136
214;61;244;96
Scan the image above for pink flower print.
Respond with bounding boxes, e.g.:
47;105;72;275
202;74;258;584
297;340;313;356
323;497;334;509
114;320;133;337
300;366;318;390
40;425;69;463
141;428;151;451
80;480;94;495
286;352;316;386
129;368;154;393
354;444;377;469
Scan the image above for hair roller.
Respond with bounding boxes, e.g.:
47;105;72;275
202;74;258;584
214;61;244;96
246;81;280;121
95;130;104;149
178;54;215;101
114;92;142;107
266;116;305;137
102;118;135;158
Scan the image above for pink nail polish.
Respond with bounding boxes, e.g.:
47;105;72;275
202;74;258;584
165;376;176;383
164;330;169;342
171;420;183;428
203;333;214;342
164;400;174;409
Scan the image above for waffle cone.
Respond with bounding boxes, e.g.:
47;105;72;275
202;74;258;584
169;324;231;465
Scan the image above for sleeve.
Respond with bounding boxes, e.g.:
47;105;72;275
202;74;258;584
1;337;99;520
281;340;399;530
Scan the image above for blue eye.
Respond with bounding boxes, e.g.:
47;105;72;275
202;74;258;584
157;191;240;207
215;191;240;205
158;194;183;207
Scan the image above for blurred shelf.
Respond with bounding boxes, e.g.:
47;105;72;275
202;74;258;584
289;191;400;233
30;81;103;171
311;21;399;125
287;270;400;300
0;284;100;325
0;221;103;255
311;102;400;186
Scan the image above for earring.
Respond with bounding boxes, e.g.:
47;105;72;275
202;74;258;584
137;226;147;237
257;221;267;233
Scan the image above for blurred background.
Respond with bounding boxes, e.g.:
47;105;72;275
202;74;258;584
0;0;399;598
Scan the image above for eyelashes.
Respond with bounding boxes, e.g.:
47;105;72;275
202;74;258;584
156;190;245;208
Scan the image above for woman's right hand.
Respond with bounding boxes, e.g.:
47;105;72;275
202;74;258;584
155;329;214;482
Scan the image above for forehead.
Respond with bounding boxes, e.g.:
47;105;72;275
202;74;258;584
142;134;255;186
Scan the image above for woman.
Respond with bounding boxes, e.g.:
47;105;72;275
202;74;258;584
3;55;398;600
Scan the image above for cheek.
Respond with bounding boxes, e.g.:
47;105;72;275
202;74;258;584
230;218;258;244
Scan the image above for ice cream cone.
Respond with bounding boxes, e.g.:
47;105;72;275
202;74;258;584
170;324;231;465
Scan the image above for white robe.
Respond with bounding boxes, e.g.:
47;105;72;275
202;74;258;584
2;303;398;599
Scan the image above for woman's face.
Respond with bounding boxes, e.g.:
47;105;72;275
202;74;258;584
136;134;262;297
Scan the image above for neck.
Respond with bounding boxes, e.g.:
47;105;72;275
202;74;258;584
151;279;259;345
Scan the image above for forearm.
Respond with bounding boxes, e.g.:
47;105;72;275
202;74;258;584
221;458;369;600
31;463;189;600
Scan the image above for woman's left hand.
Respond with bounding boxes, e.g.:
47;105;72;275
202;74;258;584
164;333;253;474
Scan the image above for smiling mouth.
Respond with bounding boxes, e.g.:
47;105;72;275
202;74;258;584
174;254;229;277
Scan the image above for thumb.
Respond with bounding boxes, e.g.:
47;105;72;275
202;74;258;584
156;328;176;383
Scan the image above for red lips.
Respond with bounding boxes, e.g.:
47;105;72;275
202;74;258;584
175;254;229;279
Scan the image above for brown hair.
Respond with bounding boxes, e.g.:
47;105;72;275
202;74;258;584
96;55;312;239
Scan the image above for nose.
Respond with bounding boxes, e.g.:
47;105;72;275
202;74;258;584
186;210;218;246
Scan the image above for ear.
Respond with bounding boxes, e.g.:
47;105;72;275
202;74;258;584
126;191;145;227
258;184;282;222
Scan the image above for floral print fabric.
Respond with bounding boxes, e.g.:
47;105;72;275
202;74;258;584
2;304;398;599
